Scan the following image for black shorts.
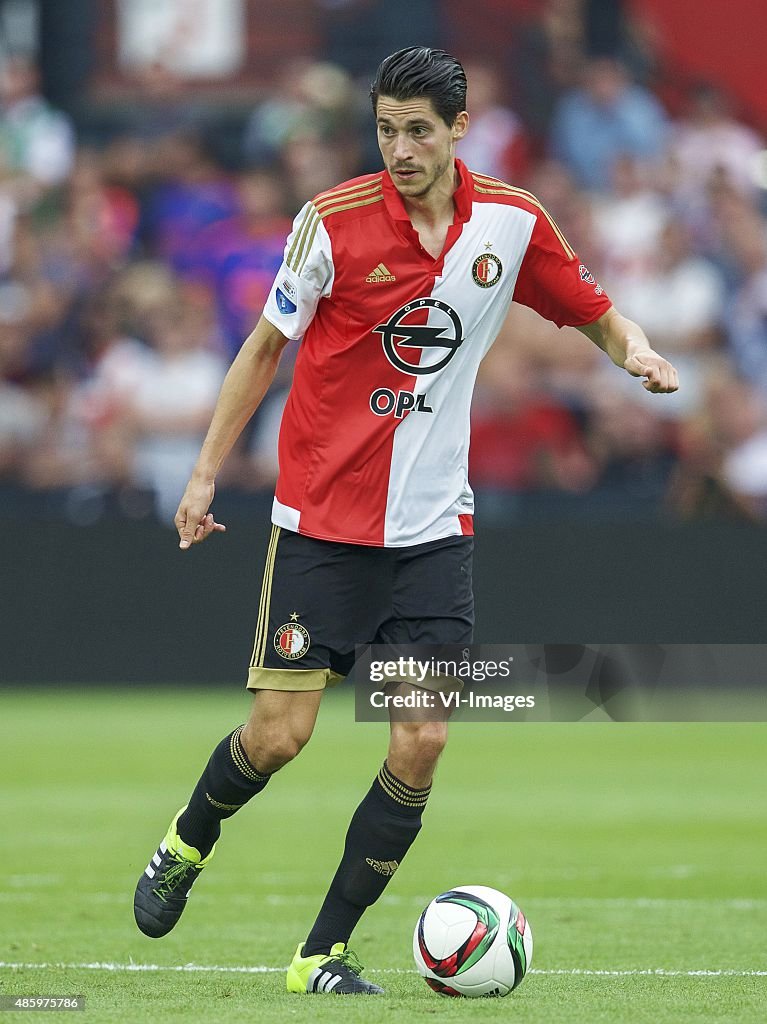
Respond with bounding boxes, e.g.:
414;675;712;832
247;527;474;691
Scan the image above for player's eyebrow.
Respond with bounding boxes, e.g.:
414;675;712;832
376;115;436;128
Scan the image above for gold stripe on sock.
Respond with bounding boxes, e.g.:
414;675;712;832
229;726;270;784
378;775;430;807
381;761;431;796
377;762;431;807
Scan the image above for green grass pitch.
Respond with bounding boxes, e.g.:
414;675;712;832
1;688;765;1022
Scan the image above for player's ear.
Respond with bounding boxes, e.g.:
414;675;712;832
451;111;469;142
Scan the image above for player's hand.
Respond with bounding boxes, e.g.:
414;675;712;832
174;478;227;550
623;350;679;394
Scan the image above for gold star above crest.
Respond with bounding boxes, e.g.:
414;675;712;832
290;612;300;621
484;240;493;250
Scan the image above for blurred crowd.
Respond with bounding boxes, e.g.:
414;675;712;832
3;7;767;525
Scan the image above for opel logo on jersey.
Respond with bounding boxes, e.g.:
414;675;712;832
472;252;503;288
373;298;464;375
370;388;434;418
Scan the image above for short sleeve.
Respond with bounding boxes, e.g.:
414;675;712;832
513;206;611;328
263;202;334;340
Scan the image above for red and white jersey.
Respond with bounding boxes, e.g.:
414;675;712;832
263;159;610;547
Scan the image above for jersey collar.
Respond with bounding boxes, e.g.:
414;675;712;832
382;158;473;226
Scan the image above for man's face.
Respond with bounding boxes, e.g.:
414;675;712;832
375;95;468;199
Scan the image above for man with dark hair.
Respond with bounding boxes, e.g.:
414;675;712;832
370;45;467;126
133;46;678;996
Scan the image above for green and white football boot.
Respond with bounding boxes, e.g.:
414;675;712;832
286;942;384;995
133;807;214;938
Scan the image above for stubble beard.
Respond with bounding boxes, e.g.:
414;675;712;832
392;149;453;199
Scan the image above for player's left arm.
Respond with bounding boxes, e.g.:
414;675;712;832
576;306;679;394
511;202;679;395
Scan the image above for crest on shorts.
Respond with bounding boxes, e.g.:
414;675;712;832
274;621;310;660
472;252;503;288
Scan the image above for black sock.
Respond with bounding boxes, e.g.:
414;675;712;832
302;761;431;956
176;725;271;858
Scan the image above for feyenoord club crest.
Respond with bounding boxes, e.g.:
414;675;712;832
274;621;311;660
472;252;503;288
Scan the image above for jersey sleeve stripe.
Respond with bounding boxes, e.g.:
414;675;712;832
296;215;322;275
292;208;320;274
286;205;316;271
471;174;576;259
534;208;575;260
314;181;382;211
313;175;383;205
318;193;384;220
287;205;320;272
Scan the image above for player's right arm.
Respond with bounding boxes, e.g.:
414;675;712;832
176;198;333;549
175;316;290;549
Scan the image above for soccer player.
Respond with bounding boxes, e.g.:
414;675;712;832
133;47;678;994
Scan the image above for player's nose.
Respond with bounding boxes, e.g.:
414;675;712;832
392;133;413;162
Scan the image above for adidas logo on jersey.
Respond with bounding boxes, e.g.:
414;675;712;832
366;262;396;283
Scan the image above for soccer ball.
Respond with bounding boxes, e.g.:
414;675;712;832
413;884;533;997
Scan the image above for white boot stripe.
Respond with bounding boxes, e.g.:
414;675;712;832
307;967;322;993
151;853;161;866
159;841;167;854
144;865;155;879
325;974;342;992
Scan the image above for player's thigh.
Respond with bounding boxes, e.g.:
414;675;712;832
387;535;474;639
246;525;389;691
376;535;474;683
374;537;473;706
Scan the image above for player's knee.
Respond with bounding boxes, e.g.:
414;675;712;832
241;722;313;773
414;720;448;763
390;720;448;773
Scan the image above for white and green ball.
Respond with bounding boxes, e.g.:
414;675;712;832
413;884;533;997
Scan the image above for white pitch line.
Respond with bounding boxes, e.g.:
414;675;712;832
0;962;765;978
528;898;767;909
528;969;767;977
2;893;765;911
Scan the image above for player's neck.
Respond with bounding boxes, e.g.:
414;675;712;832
401;162;459;227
